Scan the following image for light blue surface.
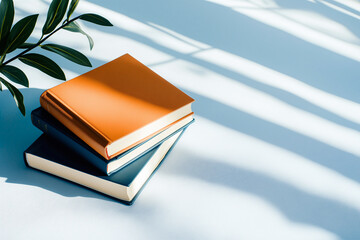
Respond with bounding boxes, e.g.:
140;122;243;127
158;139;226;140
1;0;360;239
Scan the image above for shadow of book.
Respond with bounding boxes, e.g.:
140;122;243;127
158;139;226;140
0;88;116;203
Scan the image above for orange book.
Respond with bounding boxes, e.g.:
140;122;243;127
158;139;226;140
40;54;194;160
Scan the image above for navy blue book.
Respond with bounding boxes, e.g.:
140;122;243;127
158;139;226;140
31;107;194;175
24;131;183;204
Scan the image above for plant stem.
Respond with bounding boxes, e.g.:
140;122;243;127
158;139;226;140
2;17;78;66
0;54;5;64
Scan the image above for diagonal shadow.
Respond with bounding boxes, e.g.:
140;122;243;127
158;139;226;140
188;89;360;183
255;0;360;40
319;0;360;17
84;0;360;104
162;151;360;239
275;0;360;39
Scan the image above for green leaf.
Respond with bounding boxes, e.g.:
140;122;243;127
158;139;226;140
42;0;69;35
41;44;92;67
17;42;36;49
0;0;14;55
19;53;65;80
67;0;79;20
0;82;2;91
78;14;112;26
63;21;93;50
5;14;38;53
0;76;25;115
0;65;29;87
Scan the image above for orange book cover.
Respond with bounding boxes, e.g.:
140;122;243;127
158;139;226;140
40;54;194;160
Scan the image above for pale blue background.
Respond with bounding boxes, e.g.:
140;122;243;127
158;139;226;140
1;0;360;239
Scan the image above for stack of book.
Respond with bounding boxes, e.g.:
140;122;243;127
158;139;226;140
24;54;194;204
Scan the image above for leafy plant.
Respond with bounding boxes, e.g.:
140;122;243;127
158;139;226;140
0;0;112;116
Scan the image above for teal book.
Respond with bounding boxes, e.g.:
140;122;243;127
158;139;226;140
31;107;194;175
24;130;184;205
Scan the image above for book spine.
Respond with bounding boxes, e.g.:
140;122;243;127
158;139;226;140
31;110;109;174
40;91;111;159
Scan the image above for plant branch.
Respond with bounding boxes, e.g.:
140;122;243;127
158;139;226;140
0;54;5;64
2;17;79;66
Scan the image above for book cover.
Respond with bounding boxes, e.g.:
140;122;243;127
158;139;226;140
31;107;194;175
24;130;184;205
40;53;194;159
